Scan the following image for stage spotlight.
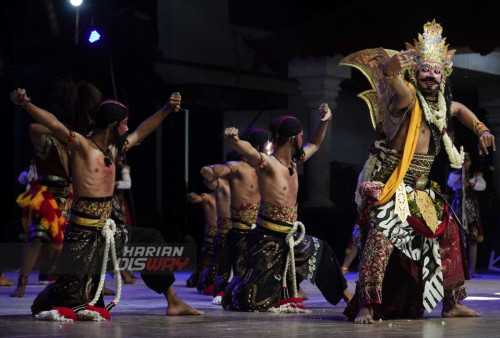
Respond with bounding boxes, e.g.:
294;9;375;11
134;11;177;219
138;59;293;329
70;0;83;45
69;0;83;7
88;29;101;43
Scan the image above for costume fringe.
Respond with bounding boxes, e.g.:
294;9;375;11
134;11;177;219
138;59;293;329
269;298;311;314
36;307;77;322
212;295;222;305
35;220;122;321
268;221;310;313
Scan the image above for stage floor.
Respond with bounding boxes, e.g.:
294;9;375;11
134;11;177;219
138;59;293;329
1;270;499;337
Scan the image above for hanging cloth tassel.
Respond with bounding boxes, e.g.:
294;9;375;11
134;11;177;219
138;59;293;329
36;219;122;321
269;221;311;313
77;219;122;321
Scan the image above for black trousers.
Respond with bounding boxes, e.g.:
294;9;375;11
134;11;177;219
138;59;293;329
126;226;175;294
31;224;175;314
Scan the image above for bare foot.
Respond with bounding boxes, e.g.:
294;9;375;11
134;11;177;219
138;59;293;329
103;287;116;296
10;285;26;297
354;306;374;324
166;299;204;316
10;276;27;297
442;303;482;318
297;289;309;300
120;270;136;284
0;274;13;287
165;287;204;316
343;288;353;303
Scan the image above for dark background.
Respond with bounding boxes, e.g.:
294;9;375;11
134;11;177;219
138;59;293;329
1;0;499;271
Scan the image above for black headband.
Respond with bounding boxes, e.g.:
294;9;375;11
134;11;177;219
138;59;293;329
240;127;269;150
92;100;129;129
269;115;302;140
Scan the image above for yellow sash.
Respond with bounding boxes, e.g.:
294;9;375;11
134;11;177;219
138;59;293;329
257;218;292;233
233;221;252;231
375;95;422;206
70;214;106;227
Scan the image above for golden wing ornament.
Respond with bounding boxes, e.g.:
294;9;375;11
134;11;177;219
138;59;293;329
339;48;399;139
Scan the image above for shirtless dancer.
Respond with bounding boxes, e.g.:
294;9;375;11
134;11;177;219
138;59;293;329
200;127;269;297
221;105;352;311
11;88;202;318
196;175;231;295
12;80;100;297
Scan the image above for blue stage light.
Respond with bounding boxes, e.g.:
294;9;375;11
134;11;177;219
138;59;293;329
88;29;101;43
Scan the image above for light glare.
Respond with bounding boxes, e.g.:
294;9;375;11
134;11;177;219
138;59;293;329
70;0;83;7
464;296;500;301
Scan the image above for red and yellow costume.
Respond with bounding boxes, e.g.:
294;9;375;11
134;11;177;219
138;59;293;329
16;135;72;246
341;20;471;320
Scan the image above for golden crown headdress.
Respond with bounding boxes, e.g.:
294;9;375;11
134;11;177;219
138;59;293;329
405;19;455;78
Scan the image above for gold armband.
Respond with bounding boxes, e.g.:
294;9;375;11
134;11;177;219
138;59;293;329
473;120;491;137
225;163;235;176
